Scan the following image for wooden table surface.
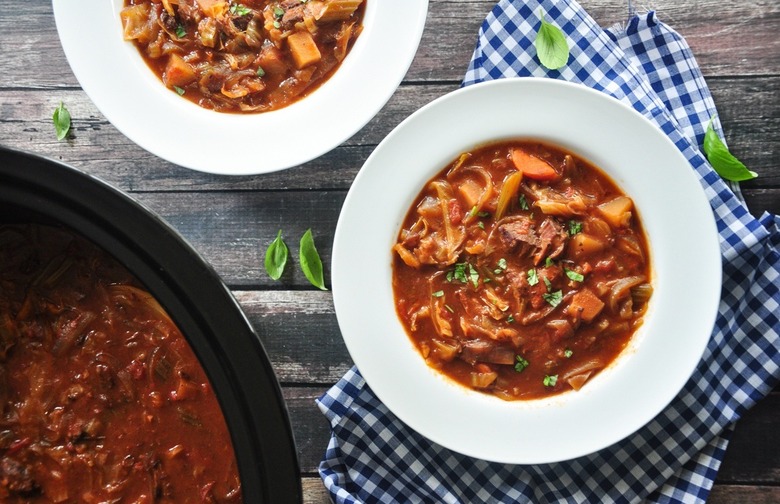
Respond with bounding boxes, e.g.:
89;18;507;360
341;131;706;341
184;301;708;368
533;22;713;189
1;1;778;502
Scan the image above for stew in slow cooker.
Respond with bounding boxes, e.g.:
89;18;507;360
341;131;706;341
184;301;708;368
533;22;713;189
392;141;653;400
0;224;241;502
121;0;366;113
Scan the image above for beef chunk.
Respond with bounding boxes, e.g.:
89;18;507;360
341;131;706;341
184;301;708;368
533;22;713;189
498;216;567;264
0;458;40;497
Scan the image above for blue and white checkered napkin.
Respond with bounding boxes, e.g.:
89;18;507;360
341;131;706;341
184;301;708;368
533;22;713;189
317;0;780;501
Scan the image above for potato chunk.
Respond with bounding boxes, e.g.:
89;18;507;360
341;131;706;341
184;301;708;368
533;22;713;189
316;0;364;23
597;196;633;228
287;31;322;69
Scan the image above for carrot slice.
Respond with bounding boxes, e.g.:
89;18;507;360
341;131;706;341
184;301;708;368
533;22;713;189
163;54;196;88
511;149;558;181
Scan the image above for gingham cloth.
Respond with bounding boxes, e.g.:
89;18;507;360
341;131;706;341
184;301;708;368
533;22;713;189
317;1;780;502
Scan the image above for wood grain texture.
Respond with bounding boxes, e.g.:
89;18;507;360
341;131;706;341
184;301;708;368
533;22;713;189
1;0;778;502
1;80;778;194
708;485;780;504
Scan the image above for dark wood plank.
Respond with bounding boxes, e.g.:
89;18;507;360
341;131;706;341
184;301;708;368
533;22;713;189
236;291;351;384
283;387;334;474
127;191;344;288
719;392;780;483
301;477;330;504
709;485;780;504
1;76;778;192
743;189;780;216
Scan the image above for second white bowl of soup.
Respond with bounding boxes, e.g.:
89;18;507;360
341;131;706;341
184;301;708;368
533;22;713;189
332;78;721;464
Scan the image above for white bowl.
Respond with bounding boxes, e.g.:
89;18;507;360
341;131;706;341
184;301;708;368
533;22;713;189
53;0;428;175
332;78;721;464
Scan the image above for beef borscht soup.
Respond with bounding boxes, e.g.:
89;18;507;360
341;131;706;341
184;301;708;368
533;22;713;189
392;141;653;400
121;0;366;113
0;224;242;502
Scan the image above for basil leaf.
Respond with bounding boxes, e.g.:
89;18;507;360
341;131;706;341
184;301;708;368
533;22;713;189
53;102;71;141
518;194;529;210
543;289;563;307
468;263;480;288
565;268;584;282
231;3;252;16
450;263;468;284
300;229;327;290
703;119;757;182
527;268;539;286
535;10;569;70
264;230;288;280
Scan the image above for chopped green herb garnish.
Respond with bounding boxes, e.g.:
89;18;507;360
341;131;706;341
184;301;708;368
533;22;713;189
468;263;479;288
703;117;758;182
493;258;507;274
273;6;285;18
449;262;479;287
535;9;569;70
564;348;573;358
568;220;583;236
432;290;444;298
514;355;529;373
564;268;584;282
256;66;266;77
469;205;479;218
527;268;539;286
52;101;71;141
449;263;467;283
507;314;515;323
545;257;554;267
543;276;552;291
273;20;281;29
543;374;558;387
543;290;563;307
477;221;485;230
264;230;288;280
173;86;185;96
477;211;491;218
175;24;186;38
230;3;252;16
518;194;529;210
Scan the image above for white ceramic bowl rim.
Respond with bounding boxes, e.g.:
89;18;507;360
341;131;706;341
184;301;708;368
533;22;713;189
332;78;721;464
53;0;429;175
